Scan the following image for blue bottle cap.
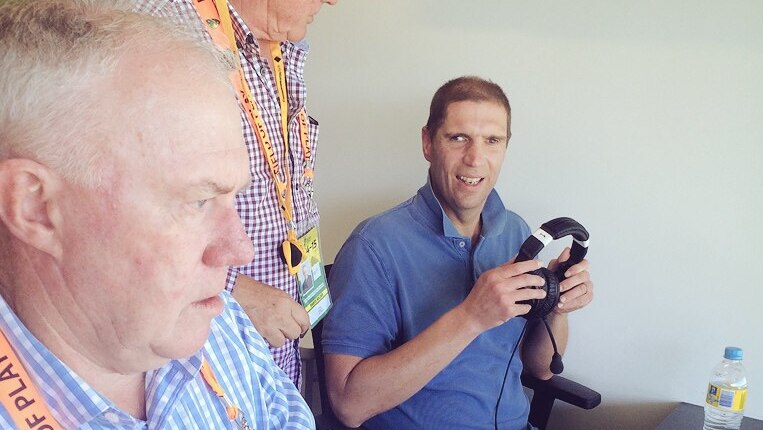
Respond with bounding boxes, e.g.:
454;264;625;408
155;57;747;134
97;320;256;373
724;346;743;360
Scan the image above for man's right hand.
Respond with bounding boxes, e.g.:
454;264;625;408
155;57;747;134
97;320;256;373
459;258;547;334
232;274;310;347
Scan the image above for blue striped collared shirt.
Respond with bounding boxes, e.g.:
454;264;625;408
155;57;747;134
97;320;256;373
0;292;315;429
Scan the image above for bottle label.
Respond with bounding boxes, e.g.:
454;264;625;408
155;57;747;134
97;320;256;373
706;383;747;411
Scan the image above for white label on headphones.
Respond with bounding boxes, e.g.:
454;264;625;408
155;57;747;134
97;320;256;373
574;238;590;248
533;228;554;246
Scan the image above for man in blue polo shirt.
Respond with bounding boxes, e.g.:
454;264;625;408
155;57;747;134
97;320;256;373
321;76;594;430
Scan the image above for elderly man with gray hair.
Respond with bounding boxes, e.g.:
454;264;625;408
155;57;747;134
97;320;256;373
0;0;314;428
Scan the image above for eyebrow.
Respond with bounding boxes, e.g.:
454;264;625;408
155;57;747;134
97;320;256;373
443;132;467;140
442;132;509;141
193;178;251;196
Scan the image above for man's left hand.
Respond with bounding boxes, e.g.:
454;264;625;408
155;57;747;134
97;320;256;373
548;247;593;314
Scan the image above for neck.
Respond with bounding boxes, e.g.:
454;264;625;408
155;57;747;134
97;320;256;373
4;250;148;419
449;215;482;244
105;375;147;419
228;0;281;42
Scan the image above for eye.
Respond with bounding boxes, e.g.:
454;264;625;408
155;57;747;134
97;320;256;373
191;198;210;210
448;134;467;143
487;134;510;146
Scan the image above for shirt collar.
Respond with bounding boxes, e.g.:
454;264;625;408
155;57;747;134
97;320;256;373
227;3;254;50
414;175;508;240
227;2;310;60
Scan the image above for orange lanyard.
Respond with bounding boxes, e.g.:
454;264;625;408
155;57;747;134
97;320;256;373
0;329;64;430
192;0;313;234
267;41;313;179
200;359;252;429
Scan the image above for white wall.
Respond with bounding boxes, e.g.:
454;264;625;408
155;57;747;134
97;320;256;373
305;1;763;428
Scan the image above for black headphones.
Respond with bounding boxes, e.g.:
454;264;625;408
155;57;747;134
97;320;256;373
516;217;590;320
515;217;589;374
495;218;590;424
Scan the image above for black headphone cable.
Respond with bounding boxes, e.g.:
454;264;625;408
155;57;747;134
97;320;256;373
494;321;528;430
493;315;565;430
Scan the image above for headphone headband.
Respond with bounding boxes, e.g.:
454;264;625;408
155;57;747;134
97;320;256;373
516;217;589;279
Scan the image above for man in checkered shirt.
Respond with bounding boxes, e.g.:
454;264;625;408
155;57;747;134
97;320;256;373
134;0;339;387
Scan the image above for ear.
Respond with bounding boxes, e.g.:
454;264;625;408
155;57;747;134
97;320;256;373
0;159;63;260
421;126;433;162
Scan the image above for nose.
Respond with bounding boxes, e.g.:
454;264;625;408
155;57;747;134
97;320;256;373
202;205;254;267
463;142;485;167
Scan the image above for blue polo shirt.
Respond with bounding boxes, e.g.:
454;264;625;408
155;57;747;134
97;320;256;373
323;180;532;430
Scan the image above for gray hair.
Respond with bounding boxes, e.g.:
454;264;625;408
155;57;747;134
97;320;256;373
0;0;234;186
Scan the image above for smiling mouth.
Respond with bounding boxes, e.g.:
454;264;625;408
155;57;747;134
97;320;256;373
458;175;483;185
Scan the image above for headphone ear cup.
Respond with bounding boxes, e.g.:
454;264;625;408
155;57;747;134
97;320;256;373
541;269;561;318
525;268;560;319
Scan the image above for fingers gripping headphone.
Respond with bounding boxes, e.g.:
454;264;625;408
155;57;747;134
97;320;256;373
515;217;589;374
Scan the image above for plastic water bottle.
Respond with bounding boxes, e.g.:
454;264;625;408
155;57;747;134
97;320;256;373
703;346;748;430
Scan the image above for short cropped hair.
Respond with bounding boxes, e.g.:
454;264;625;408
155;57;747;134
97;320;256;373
0;0;233;186
425;76;511;141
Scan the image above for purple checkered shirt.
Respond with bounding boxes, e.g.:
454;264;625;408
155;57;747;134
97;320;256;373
134;0;320;386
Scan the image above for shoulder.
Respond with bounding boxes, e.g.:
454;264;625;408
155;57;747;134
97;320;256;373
498;209;531;247
504;209;531;234
133;0;181;16
332;196;423;272
204;294;315;429
133;0;208;38
478;200;532;258
350;196;418;242
206;294;300;398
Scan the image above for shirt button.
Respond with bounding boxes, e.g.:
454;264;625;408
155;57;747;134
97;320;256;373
459;241;466;248
103;412;120;424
